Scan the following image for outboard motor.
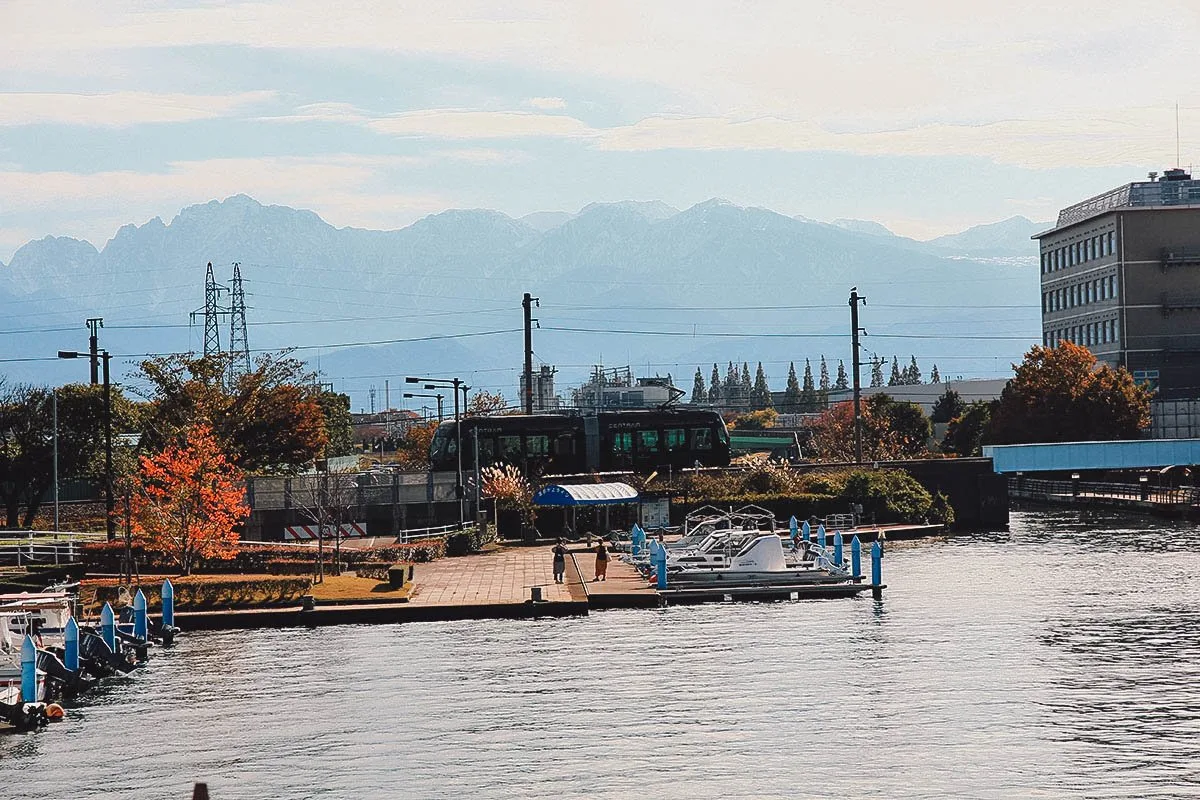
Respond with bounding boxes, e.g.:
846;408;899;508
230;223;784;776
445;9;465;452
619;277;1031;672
36;648;95;700
0;699;48;730
79;628;136;676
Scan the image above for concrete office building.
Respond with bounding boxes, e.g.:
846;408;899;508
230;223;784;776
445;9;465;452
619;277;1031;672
1035;168;1200;400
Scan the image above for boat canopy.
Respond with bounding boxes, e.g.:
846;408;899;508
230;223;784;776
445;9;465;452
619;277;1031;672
532;482;638;507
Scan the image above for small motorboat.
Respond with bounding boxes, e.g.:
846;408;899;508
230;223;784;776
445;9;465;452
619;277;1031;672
667;532;850;588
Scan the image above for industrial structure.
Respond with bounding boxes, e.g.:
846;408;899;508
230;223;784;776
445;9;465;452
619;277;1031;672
1035;168;1200;400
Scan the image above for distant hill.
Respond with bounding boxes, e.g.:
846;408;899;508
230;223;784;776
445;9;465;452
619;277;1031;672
0;196;1041;400
926;215;1051;257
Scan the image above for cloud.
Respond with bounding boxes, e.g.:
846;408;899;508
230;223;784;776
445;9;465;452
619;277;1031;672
0;91;275;127
525;97;567;111
368;109;591;140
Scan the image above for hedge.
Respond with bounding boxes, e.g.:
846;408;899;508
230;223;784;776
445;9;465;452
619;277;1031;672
85;576;311;611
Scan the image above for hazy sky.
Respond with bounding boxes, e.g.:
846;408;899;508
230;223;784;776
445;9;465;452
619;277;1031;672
2;0;1198;260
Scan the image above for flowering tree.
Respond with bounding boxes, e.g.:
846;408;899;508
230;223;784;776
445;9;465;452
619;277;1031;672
131;423;249;574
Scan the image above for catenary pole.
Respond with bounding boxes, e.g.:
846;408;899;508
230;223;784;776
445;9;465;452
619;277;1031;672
849;288;866;465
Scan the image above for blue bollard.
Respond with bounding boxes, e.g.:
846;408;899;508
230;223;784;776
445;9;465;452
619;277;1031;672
631;526;641;558
101;602;116;652
789;516;799;545
817;524;827;551
851;535;862;579
64;617;80;672
162;579;175;629
21;634;37;703
133;588;148;641
801;520;811;543
871;539;883;598
656;549;668;589
833;529;844;566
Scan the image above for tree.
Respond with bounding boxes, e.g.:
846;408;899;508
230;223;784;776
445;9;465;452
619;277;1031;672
942;401;996;456
691;368;706;404
752;362;773;410
131;423;248;575
800;359;818;412
0;381;139;529
783;362;801;413
730;408;778;430
870;357;885;388
888;356;903;386
394;420;439;469
708;364;722;405
740;362;752;406
930;388;965;424
867;394;931;457
930;364;942;384
724;362;741;408
808;394;930;462
835;360;849;391
818;356;831;407
292;466;359;581
466;390;509;416
905;356;922;385
137;352;326;474
317;390;355;457
988;341;1152;443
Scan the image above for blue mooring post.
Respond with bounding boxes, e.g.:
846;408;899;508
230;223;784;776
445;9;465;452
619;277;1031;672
64;617;80;672
21;634;36;703
162;579;175;628
631;526;641;558
817;524;827;551
871;540;883;600
101;601;116;652
133;588;148;641
656;547;668;590
801;520;811;543
833;529;844;566
789;516;799;545
851;535;862;579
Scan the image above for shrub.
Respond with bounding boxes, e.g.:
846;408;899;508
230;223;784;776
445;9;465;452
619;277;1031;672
837;470;933;523
85;576;311;611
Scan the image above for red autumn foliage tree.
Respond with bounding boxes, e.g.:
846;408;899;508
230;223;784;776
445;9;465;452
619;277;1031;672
988;341;1152;444
808;395;930;462
131;423;249;574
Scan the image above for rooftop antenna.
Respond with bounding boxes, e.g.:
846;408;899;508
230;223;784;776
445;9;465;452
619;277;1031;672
1176;102;1181;168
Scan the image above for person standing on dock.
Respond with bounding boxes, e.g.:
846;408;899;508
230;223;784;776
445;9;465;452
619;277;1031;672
552;538;567;584
594;539;609;582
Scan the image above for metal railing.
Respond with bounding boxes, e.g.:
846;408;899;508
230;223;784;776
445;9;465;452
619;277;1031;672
1010;477;1200;505
0;530;105;566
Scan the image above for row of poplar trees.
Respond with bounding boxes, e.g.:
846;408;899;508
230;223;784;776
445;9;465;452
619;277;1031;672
689;356;942;414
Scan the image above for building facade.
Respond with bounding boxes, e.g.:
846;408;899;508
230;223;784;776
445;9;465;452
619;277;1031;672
1035;168;1200;399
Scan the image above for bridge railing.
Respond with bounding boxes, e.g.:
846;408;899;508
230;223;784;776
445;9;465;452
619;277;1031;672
1010;477;1200;505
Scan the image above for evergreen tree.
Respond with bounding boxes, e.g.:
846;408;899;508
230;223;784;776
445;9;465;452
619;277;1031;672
870;356;885;388
740;362;752;403
888;356;903;386
783;362;801;413
691;368;706;404
708;364;722;404
725;362;740;408
752;362;773;409
800;358;818;412
930;364;941;384
906;355;922;385
818;356;831;409
835;360;849;391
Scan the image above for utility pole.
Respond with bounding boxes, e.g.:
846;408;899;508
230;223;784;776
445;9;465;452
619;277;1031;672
849;288;867;465
86;318;103;385
522;292;539;414
229;262;250;379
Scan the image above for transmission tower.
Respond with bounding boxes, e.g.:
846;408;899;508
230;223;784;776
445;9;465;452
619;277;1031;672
189;262;228;357
229;262;251;378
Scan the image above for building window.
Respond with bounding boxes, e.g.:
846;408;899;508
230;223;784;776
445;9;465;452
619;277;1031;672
1111;276;1118;300
1108;231;1115;255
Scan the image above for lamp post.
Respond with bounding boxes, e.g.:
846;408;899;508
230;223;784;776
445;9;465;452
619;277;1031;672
59;349;114;541
403;392;444;422
407;376;469;528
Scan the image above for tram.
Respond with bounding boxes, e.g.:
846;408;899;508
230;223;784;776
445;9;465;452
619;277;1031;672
428;409;730;474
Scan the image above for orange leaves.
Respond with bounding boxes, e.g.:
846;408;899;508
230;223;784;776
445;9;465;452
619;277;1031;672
131;422;249;574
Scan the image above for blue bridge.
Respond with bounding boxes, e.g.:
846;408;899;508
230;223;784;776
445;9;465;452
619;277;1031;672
983;439;1200;474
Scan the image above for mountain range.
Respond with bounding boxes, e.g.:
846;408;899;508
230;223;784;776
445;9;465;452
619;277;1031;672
0;196;1048;410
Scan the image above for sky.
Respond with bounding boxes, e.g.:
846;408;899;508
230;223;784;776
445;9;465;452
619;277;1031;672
2;0;1200;262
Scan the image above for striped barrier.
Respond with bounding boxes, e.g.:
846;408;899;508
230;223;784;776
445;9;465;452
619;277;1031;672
283;522;369;541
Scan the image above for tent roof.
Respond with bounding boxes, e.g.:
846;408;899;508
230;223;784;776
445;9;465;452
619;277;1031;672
532;482;639;506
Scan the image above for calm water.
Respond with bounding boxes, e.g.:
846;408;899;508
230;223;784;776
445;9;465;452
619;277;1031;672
4;510;1200;799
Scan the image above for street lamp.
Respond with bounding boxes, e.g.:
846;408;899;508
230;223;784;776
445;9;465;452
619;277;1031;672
407;376;470;528
59;349;114;542
403;392;444;421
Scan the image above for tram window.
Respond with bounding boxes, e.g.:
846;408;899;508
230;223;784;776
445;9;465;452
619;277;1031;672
527;434;550;457
478;437;496;464
500;435;522;461
612;431;633;453
555;434;575;455
637;429;660;453
665;428;687;451
692;428;713;450
446;436;457;456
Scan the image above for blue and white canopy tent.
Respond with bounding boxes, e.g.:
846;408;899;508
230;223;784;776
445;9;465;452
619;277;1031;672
532;482;639;538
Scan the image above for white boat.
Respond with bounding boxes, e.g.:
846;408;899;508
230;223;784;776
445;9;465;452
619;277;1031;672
668;532;850;587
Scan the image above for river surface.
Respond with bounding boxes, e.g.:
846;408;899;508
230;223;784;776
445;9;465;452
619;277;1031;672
3;509;1200;799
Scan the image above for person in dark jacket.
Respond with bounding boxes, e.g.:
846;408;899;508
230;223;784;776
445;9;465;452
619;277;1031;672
552;538;567;584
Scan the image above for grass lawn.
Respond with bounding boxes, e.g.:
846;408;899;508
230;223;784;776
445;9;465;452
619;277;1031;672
310;573;410;603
